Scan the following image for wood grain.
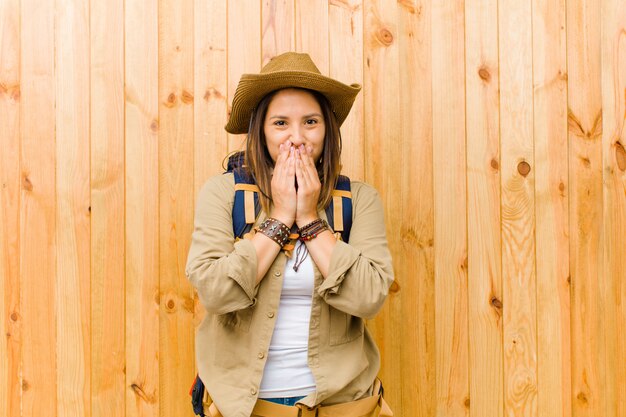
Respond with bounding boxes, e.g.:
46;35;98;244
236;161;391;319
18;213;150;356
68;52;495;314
262;0;294;66
329;0;364;180
158;0;196;414
397;1;435;416
295;0;329;75
0;1;21;416
363;0;402;412
55;0;91;415
125;0;159;415
20;0;57;415
532;0;571;416
601;0;626;415
90;0;126;414
432;0;469;415
465;0;504;415
499;0;538;415
227;0;261;153
567;0;605;416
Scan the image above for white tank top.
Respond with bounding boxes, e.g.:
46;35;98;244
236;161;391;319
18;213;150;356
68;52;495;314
259;240;316;398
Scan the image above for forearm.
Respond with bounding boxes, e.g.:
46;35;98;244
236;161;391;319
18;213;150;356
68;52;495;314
301;228;336;278
250;230;284;285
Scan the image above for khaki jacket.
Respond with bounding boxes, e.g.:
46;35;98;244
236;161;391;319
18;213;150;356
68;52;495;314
185;173;394;417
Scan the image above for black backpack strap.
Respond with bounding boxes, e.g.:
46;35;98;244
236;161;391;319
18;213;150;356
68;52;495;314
325;175;352;242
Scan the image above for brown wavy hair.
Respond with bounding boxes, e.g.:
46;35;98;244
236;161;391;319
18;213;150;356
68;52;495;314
244;88;343;215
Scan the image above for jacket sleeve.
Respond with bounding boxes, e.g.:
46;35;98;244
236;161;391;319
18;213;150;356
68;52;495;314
185;174;259;315
317;181;394;319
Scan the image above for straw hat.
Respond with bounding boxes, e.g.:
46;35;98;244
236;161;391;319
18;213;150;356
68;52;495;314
225;52;362;134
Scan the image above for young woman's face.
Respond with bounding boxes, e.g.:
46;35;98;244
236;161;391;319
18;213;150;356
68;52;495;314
263;88;325;163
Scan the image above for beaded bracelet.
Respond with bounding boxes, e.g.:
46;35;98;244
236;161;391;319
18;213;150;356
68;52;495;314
298;218;329;241
256;218;291;248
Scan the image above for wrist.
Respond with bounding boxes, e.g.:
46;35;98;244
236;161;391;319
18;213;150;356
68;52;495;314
270;211;295;228
295;215;319;229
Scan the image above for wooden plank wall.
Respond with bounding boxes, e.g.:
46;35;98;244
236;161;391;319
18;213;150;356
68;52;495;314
0;1;624;417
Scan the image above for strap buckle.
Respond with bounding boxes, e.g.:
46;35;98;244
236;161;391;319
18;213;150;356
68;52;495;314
297;404;319;417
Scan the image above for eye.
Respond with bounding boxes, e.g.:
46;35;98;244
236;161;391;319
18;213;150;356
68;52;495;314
305;119;318;125
273;120;286;126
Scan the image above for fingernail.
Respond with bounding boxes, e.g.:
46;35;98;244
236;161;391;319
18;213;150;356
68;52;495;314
307;145;313;154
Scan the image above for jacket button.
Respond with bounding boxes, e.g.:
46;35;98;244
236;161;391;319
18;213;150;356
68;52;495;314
257;352;265;359
267;312;275;318
250;387;257;395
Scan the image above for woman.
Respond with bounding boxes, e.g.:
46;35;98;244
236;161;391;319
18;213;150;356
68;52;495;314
186;52;394;417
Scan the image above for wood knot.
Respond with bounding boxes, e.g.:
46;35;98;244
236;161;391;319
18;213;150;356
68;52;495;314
22;380;30;391
490;296;503;311
490;158;499;170
181;90;194;104
165;92;176;107
577;391;588;404
478;66;491;82
517;161;531;177
22;175;33;191
461;257;468;270
204;87;224;101
464;397;470;408
130;383;156;403
615;141;626;171
10;312;18;322
389;280;401;293
165;298;176;311
376;28;394;46
150;119;159;132
559;182;565;192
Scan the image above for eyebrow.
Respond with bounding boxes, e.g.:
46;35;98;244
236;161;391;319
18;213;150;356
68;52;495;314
268;113;323;120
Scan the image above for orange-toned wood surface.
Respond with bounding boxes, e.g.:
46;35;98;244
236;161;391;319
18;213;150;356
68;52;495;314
0;1;624;417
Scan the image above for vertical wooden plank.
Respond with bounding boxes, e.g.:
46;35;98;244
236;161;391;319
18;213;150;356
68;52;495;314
295;0;328;74
532;0;571;416
465;0;503;415
363;0;402;413
158;0;195;415
227;0;261;152
567;0;605;415
125;0;159;414
194;0;227;179
91;0;126;414
601;0;626;415
329;0;364;180
0;1;21;416
55;0;91;415
499;0;537;416
262;0;294;66
432;0;469;415
396;1;435;416
20;0;57;415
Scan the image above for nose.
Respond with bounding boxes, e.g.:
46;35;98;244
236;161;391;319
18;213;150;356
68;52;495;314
289;125;305;147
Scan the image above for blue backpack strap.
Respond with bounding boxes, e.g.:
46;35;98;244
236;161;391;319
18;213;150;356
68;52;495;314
325;175;352;242
224;151;261;239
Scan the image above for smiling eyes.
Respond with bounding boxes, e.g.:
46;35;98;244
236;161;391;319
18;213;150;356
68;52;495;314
272;119;320;127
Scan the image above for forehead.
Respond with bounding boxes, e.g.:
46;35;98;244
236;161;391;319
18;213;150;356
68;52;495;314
267;88;321;110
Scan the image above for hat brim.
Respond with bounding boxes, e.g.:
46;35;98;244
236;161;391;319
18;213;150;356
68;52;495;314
225;71;362;134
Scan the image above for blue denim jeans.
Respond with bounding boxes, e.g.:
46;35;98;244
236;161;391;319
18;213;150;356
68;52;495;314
261;396;306;406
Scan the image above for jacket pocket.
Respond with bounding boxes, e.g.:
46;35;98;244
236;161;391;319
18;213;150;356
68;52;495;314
329;306;364;345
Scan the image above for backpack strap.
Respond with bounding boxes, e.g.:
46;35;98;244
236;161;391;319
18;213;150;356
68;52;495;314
225;151;261;239
326;175;353;242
